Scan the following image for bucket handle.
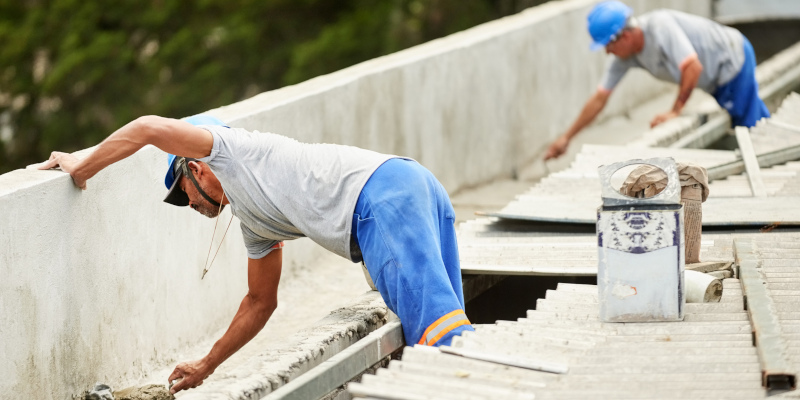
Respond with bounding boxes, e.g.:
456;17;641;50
597;157;681;206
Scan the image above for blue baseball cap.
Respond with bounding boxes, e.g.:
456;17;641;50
587;1;632;51
163;114;228;206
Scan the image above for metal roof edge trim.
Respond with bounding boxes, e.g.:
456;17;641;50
733;239;797;391
264;319;404;400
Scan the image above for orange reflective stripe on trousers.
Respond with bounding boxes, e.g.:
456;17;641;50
418;309;471;346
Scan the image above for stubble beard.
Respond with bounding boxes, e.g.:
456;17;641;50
196;201;225;218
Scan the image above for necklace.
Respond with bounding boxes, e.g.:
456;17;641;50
202;192;233;279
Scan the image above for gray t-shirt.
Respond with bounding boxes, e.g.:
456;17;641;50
197;125;395;260
600;10;744;94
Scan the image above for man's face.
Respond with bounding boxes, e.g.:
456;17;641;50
605;30;635;59
180;175;225;218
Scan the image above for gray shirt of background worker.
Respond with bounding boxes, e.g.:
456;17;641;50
601;10;743;95
544;9;745;161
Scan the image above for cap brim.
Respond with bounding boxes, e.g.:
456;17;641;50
590;41;607;51
163;171;190;207
165;155;178;189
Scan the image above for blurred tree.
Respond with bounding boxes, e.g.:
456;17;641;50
0;0;542;174
283;0;496;85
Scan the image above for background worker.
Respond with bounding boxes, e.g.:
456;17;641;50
545;1;770;160
38;114;473;394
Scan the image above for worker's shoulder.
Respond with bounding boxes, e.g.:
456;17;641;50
207;124;291;142
638;9;682;25
638;8;702;36
642;8;713;28
204;125;302;156
640;8;691;19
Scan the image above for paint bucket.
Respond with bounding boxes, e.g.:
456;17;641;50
597;157;685;322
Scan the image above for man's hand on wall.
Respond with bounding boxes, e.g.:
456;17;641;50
544;135;570;160
650;110;679;128
168;358;215;394
34;151;87;189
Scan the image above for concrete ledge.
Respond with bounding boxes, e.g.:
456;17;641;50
758;41;800;109
177;292;390;400
0;145;255;399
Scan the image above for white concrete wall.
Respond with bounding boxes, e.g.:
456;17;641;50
715;0;800;24
0;0;711;398
0;146;252;398
211;0;710;188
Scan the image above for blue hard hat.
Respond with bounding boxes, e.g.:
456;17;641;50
587;1;632;51
163;114;228;206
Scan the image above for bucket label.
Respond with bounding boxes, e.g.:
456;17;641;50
598;211;678;254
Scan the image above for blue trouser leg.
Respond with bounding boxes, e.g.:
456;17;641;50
713;37;770;128
352;159;474;347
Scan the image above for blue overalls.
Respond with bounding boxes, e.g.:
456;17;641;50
352;158;474;347
713;37;770;128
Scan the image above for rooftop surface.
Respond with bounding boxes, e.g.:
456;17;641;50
348;92;800;399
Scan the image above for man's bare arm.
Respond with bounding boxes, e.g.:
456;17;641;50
36;116;213;189
651;55;703;127
168;249;283;394
544;88;611;160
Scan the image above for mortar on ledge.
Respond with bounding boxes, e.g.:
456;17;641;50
81;383;173;400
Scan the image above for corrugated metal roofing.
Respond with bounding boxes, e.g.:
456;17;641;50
749;92;800;154
348;95;800;400
458;214;755;277
350;232;800;398
483;147;800;225
481;93;800;226
349;277;767;399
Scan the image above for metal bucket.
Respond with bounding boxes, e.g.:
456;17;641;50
597;157;685;322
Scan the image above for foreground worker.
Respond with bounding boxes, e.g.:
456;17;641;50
38;115;473;394
545;1;770;160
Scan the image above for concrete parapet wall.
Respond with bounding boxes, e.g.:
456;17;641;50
715;0;800;24
0;1;711;398
757;41;800;109
179;292;390;399
0;145;250;398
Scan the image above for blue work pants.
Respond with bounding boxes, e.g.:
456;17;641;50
352;159;474;346
713;37;770;128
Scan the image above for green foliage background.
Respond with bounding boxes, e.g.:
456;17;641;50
0;0;541;174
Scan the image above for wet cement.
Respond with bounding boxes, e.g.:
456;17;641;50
113;384;173;400
83;383;173;400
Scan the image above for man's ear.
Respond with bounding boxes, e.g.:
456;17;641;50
187;160;203;177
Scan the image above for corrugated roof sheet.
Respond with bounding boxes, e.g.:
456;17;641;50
481;93;800;226
457;216;743;276
351;232;800;398
483;147;800;225
349;94;800;400
349;276;770;399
